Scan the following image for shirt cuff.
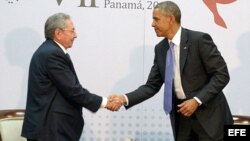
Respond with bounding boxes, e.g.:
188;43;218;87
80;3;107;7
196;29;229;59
123;94;129;106
194;97;202;105
100;97;108;108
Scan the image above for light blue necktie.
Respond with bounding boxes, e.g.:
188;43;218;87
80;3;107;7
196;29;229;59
164;42;174;114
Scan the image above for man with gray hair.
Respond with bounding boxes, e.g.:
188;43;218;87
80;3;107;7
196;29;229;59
21;13;121;141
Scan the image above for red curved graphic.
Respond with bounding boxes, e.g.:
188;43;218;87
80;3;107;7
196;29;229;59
203;0;237;28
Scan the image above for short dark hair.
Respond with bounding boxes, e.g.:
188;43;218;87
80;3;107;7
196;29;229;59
154;1;181;23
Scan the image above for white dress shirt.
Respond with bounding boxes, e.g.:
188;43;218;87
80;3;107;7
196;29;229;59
170;27;186;99
170;27;201;104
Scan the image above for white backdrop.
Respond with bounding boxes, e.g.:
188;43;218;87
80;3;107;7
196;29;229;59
1;0;250;140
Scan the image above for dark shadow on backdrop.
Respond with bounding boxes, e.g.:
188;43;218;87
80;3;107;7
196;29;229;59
109;46;172;141
4;27;42;107
227;31;250;115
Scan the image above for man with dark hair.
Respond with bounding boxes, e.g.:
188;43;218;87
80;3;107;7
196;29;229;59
111;1;233;141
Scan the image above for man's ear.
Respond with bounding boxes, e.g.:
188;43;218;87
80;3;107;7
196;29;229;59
54;28;62;40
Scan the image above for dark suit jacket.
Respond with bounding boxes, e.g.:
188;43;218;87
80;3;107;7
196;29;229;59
21;39;102;141
125;28;233;140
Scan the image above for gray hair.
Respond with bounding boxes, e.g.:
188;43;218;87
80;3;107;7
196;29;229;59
154;1;181;23
44;13;71;39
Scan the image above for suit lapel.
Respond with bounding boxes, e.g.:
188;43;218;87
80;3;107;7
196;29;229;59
49;40;80;82
159;38;168;79
162;38;168;64
65;54;78;81
179;28;189;74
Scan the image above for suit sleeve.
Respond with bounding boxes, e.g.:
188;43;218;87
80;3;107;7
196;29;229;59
195;33;230;104
46;52;102;112
125;46;164;109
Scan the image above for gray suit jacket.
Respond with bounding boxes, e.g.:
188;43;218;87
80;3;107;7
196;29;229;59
125;28;233;140
22;39;102;141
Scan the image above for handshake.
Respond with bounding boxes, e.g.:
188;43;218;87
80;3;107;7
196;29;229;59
105;95;127;111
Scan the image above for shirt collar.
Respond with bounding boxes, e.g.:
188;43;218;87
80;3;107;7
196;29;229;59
54;41;68;54
169;26;182;46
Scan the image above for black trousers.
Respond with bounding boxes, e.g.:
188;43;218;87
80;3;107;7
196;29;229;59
175;99;222;141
